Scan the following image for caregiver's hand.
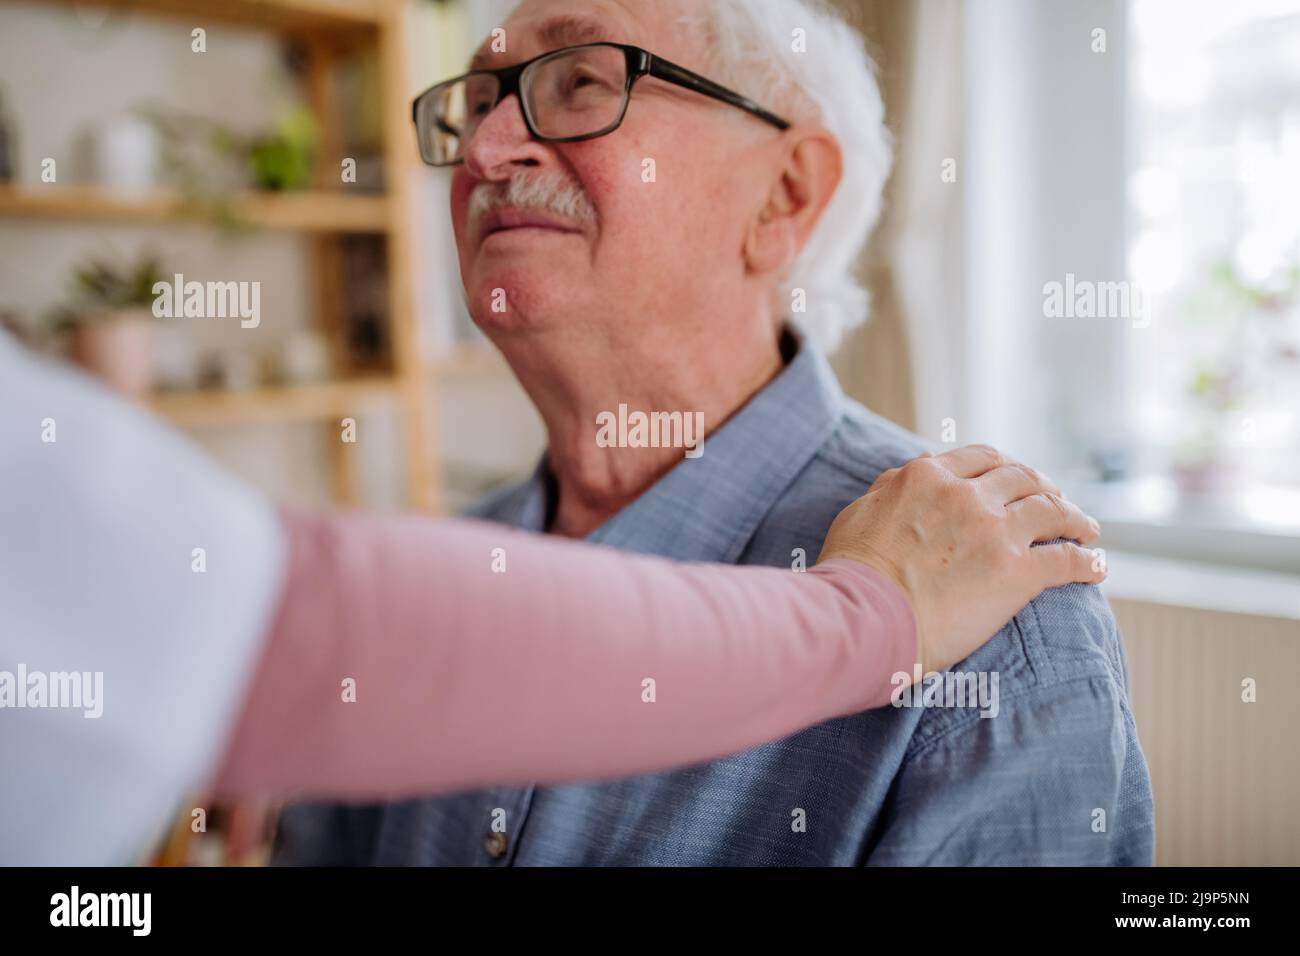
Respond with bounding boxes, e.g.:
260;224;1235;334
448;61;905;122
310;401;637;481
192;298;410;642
819;444;1103;674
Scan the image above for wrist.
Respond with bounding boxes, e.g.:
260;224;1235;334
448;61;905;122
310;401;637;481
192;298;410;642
810;557;920;698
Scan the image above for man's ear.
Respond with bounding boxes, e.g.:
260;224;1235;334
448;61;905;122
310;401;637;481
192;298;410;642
743;128;843;277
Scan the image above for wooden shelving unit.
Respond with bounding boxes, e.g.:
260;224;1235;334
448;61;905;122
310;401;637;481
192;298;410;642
2;0;442;512
22;0;387;36
0;183;391;233
150;375;402;426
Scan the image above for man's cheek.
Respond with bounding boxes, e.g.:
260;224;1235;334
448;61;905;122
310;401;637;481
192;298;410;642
449;201;469;241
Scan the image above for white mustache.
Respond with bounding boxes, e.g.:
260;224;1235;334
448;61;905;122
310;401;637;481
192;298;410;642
468;172;597;238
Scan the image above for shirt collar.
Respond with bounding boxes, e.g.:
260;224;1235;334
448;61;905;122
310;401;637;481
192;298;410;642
495;328;846;562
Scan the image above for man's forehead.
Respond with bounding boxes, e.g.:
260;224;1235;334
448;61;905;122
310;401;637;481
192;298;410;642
468;0;691;71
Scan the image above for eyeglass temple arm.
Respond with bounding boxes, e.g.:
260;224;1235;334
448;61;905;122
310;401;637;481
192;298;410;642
646;55;791;131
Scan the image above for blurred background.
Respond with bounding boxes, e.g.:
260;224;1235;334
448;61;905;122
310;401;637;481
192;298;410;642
0;0;1296;865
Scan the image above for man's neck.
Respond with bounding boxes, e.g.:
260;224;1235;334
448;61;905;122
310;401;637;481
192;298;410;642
494;319;786;539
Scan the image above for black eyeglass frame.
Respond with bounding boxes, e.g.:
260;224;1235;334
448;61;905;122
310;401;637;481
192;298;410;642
411;41;792;167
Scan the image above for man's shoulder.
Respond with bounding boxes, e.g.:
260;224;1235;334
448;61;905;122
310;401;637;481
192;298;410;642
813;400;931;486
752;399;926;549
777;399;1129;703
464;474;538;522
957;580;1126;692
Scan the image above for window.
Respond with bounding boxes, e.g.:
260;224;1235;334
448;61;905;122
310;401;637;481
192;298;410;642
1128;0;1300;490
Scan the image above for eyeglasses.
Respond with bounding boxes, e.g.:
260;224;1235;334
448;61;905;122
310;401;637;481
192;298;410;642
412;41;791;168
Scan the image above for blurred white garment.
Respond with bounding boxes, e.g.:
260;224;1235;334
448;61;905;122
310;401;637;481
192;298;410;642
0;331;285;865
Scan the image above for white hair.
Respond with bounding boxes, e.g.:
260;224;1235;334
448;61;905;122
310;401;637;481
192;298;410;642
680;0;893;353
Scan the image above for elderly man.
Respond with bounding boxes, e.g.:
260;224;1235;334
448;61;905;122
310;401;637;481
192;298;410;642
277;0;1154;865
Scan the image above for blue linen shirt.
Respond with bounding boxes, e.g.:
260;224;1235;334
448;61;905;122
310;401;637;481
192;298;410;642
275;336;1155;866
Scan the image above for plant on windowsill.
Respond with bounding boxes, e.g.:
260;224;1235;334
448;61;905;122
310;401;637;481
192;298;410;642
1173;259;1300;494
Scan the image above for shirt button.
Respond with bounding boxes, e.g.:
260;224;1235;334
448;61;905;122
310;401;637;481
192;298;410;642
484;832;508;859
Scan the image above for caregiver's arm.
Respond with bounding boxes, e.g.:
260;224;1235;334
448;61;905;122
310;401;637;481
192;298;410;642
214;447;1103;801
0;328;1101;862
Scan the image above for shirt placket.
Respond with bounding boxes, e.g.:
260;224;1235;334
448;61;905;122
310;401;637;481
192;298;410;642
479;786;536;865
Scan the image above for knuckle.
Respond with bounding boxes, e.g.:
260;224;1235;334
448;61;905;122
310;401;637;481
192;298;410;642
870;466;899;491
899;455;941;484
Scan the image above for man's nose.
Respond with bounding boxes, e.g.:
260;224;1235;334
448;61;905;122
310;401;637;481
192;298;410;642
461;94;550;181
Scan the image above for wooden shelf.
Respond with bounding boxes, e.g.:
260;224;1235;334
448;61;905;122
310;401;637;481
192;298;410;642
0;184;390;233
24;0;385;36
150;376;402;426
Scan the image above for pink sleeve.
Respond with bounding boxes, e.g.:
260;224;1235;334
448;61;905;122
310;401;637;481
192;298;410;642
210;504;916;800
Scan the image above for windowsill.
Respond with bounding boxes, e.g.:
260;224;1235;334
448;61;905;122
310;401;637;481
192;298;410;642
1100;550;1300;621
1067;477;1300;619
1075;477;1300;576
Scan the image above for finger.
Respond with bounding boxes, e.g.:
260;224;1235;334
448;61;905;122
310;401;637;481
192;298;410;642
1008;493;1100;545
1031;542;1107;589
929;443;1003;479
976;462;1061;504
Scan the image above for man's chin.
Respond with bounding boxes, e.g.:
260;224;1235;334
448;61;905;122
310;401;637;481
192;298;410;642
465;271;581;331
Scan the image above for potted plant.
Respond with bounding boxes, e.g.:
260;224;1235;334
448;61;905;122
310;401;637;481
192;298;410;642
246;105;319;192
57;253;166;398
1172;362;1243;494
